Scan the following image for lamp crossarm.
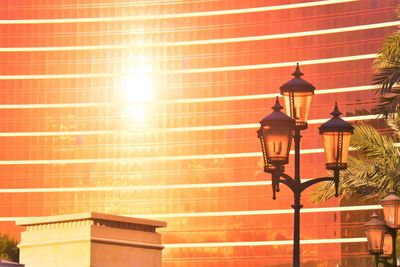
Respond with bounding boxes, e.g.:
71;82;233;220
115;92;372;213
278;172;297;193
299;176;337;194
271;170;340;197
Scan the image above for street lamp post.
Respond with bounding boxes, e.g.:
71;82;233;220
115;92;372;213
257;64;354;267
365;190;400;267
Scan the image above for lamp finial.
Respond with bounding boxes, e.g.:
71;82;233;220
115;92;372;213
292;63;304;78
330;102;342;117
272;96;283;111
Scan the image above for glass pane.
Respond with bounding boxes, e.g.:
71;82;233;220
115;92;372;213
263;127;290;161
341;132;352;164
366;228;384;251
382;233;393;257
397;206;400;228
322;132;337;165
383;205;396;228
283;92;313;124
321;132;351;165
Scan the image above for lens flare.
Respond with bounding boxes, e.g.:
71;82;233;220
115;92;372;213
120;57;154;123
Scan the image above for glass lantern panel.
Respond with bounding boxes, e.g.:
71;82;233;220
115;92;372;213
382;233;393;257
341;132;352;164
321;132;351;165
258;129;269;166
322;132;337;165
383;204;396;228
397;205;400;229
283;92;313;124
365;228;384;252
383;204;400;229
262;126;291;161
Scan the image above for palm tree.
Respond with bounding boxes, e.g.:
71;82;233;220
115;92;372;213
310;116;400;203
311;5;400;202
374;33;400;116
373;7;400;117
0;234;19;263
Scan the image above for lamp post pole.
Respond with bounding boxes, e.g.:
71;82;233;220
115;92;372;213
271;141;340;267
258;64;354;267
390;228;397;267
293;128;302;267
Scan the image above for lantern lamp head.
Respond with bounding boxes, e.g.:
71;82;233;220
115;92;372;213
258;97;295;166
319;103;354;170
380;233;393;259
364;213;386;255
381;189;400;229
280;63;315;130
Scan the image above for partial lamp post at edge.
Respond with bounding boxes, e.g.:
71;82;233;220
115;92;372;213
365;191;400;266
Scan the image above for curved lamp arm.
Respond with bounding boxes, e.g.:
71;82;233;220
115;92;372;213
270;169;340;199
300;170;339;196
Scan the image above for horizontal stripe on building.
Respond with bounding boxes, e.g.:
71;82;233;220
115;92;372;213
0;114;379;137
0;135;393;165
0;0;357;24
0;180;275;193
0;139;393;165
0;204;382;221
163;237;367;248
0;54;376;78
0;85;377;108
0;21;397;51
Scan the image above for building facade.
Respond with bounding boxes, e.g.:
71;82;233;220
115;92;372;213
0;0;398;266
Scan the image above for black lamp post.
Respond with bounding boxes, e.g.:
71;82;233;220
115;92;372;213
257;64;354;267
365;190;400;266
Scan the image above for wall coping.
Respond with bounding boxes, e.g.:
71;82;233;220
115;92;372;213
16;212;166;228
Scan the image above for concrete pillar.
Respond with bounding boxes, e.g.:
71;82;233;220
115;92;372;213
17;212;166;267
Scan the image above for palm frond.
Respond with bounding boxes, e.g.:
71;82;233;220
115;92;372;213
386;112;400;137
351;123;397;161
397;5;400;19
373;32;400;71
309;180;336;203
374;90;400;117
373;67;400;96
309;169;381;203
373;32;400;116
310;163;386;203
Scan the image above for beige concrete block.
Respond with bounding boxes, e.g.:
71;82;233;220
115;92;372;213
17;212;166;267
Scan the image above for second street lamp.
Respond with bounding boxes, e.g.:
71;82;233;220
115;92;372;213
365;190;400;266
257;64;354;267
365;212;397;267
365;213;386;256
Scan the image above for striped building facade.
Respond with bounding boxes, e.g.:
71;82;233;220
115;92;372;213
0;0;397;266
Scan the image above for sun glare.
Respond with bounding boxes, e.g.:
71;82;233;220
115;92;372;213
120;57;154;123
125;105;147;122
